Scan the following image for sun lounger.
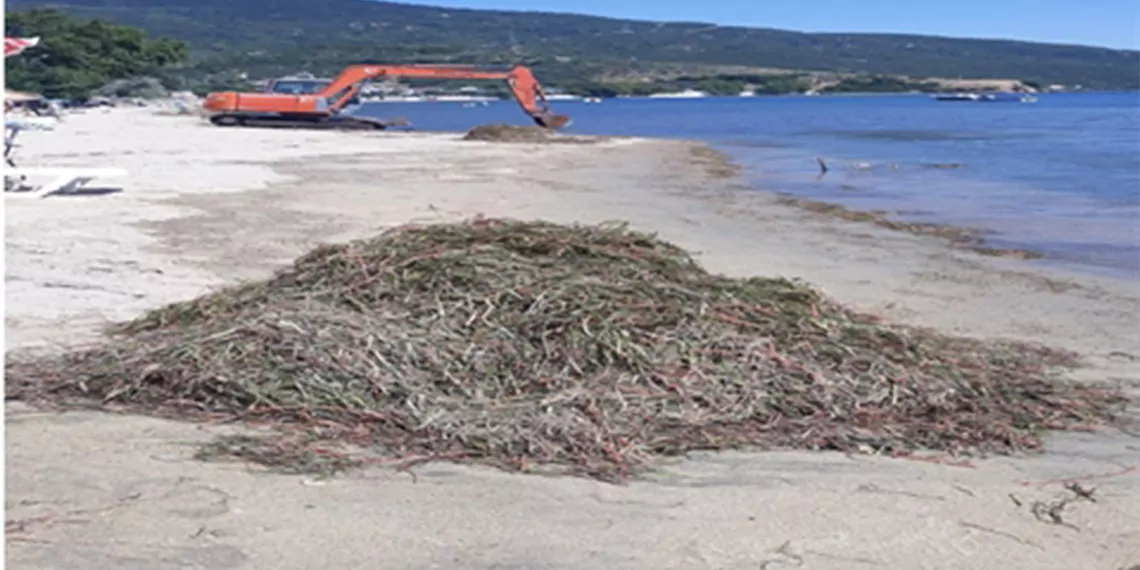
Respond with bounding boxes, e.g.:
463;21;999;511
5;118;57;166
5;167;127;197
5;117;58;131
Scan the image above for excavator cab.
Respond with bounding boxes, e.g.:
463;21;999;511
268;78;361;107
266;77;330;95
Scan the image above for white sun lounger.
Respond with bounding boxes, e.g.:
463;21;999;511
5;167;127;198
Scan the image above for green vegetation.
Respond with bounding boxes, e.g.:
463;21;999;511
4;8;189;98
6;0;1138;96
821;75;940;94
738;75;813;95
10;0;1139;90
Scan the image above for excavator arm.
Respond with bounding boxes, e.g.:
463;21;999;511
318;64;569;129
203;63;571;130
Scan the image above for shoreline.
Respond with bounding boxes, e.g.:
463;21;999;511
6;108;1139;569
358;94;1138;283
685;145;1048;260
698;144;1139;285
682;142;1139;287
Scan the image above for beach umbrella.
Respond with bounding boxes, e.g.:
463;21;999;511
5;36;40;58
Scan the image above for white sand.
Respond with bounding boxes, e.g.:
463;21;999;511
6;108;1139;570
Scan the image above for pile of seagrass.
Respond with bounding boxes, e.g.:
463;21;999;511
463;124;592;144
5;218;1129;481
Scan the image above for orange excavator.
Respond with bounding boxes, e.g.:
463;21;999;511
202;64;571;130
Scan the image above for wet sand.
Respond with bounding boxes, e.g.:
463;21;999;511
5;108;1139;570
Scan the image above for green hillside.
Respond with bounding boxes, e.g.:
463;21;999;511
6;0;1138;90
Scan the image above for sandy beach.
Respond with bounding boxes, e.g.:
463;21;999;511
5;108;1139;570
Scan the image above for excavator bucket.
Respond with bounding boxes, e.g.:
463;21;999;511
532;112;572;130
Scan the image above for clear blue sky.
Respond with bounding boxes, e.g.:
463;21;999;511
392;0;1139;49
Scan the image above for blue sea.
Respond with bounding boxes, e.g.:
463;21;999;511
358;93;1140;280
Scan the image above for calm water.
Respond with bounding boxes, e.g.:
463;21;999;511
359;93;1140;280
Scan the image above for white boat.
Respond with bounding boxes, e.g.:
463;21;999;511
978;93;1038;103
933;92;1037;103
647;89;709;99
933;92;981;101
430;95;498;102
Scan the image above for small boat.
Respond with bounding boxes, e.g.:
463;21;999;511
977;93;1038;103
647;89;709;99
933;93;981;101
933;92;1037;103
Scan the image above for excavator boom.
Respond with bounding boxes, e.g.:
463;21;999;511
203;64;570;130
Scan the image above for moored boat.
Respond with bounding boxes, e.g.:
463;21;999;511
933;92;981;101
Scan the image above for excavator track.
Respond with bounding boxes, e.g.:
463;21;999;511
208;113;410;130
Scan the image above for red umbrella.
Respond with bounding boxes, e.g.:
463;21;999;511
5;36;40;58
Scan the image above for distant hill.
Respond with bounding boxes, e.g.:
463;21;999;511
6;0;1139;90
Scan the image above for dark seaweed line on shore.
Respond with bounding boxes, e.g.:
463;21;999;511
687;143;1040;259
775;196;1043;260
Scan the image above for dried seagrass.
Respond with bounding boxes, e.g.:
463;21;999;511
5;218;1128;481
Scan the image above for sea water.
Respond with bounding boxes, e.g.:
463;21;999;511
359;92;1140;280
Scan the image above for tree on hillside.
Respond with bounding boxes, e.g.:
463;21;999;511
4;8;190;98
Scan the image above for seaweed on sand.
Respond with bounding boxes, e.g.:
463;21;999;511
776;196;1044;259
5;218;1128;481
462;124;592;144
